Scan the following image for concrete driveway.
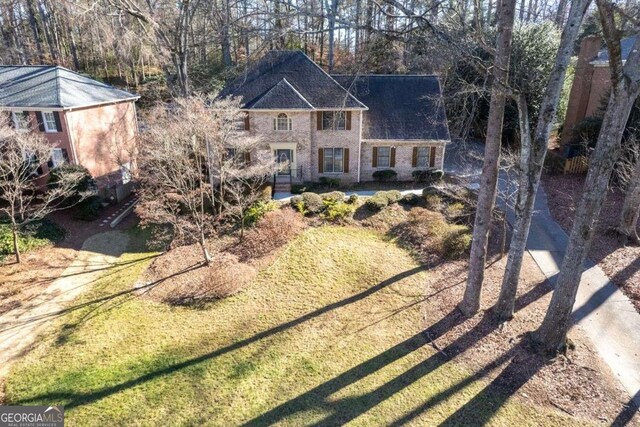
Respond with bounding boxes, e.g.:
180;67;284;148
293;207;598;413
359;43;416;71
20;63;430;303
446;140;640;407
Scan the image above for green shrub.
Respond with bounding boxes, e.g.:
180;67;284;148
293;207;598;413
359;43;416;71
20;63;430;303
320;191;346;203
301;192;324;214
318;177;341;188
442;225;472;259
445;202;466;219
49;164;101;220
372;169;397;182
383;190;402;204
290;195;304;213
347;194;359;204
49;164;96;195
244;200;277;227
0;219;65;261
412;169;445;184
291;184;307;194
365;194;389;211
323;200;356;221
75;195;103;221
400;193;421;205
424;194;443;211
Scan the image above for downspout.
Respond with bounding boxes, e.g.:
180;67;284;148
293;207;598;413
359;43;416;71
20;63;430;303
357;110;363;182
64;111;80;165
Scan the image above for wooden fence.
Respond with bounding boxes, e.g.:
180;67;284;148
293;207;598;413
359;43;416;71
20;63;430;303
563;156;589;174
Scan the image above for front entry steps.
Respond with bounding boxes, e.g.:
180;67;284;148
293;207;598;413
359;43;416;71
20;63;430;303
273;176;301;194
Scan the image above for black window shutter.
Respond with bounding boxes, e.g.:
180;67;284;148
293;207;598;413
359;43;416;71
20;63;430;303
62;149;69;161
53;112;62;132
35;111;45;132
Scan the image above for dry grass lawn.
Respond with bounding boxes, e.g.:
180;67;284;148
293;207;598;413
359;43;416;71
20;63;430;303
3;225;635;426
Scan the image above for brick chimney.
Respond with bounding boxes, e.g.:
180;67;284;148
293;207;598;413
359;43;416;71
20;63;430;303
560;36;602;147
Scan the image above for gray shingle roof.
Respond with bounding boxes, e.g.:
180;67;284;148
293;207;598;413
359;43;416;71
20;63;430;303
594;36;638;62
333;75;450;141
0;65;139;109
219;50;366;110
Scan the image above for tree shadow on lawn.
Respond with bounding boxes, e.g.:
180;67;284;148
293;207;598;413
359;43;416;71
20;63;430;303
243;280;551;426
14;265;428;408
16;269;560;426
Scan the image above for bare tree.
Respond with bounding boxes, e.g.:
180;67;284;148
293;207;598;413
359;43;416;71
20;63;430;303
460;0;517;316
617;138;640;243
0;124;88;263
493;0;592;322
532;10;640;353
137;96;272;264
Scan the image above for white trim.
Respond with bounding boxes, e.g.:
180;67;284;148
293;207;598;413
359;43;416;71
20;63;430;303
0;97;139;112
363;139;449;145
50;147;65;168
62;97;140;111
357;110;362;183
11;111;29;131
42;111;58;132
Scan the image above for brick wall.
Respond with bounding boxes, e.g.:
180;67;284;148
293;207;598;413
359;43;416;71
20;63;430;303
248;110;362;183
65;101;138;181
247;110;447;183
360;141;446;181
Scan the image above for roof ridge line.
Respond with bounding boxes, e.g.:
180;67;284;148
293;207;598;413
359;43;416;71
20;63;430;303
280;78;315;109
297;51;368;110
55;67;62;107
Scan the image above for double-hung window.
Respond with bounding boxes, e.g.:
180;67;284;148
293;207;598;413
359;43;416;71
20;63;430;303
323;148;344;173
321;111;346;130
12;112;29;131
274;113;291;131
43;112;58;132
376;146;391;168
415;147;430;168
50;148;65;169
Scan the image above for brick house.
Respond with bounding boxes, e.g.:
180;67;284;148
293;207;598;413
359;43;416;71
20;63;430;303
0;65;139;196
561;35;638;147
219;51;450;190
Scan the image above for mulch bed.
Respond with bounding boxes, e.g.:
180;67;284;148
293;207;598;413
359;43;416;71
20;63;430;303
421;251;638;424
542;174;640;312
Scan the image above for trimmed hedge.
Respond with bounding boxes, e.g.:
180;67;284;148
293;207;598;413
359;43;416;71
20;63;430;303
372;169;397;182
412;169;444;184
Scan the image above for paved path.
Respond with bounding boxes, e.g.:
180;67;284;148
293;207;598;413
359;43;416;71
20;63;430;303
446;140;640;408
0;231;129;377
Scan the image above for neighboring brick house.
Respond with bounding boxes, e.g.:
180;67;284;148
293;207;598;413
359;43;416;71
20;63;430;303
219;51;450;190
561;35;638;147
0;65;139;196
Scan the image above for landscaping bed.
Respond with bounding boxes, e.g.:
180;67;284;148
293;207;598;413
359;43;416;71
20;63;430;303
542;174;640;313
2;194;637;425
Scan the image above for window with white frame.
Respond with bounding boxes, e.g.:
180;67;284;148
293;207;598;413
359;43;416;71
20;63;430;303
323;148;344;173
376;146;391;168
43;112;58;132
321;111;346;130
12;112;29;130
50;148;65;169
415;147;430;168
274;113;292;131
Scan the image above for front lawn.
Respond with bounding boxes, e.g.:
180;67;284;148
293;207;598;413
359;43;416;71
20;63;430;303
5;226;582;425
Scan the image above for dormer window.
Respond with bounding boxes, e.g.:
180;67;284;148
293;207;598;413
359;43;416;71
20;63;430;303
274;113;291;131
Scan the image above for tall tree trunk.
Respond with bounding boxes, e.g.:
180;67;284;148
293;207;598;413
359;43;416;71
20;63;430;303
494;0;591;321
533;33;640;354
460;0;517;316
12;226;21;264
326;0;338;71
617;155;640;243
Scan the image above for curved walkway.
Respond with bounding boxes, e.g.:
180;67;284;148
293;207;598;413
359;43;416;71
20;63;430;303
0;231;130;377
